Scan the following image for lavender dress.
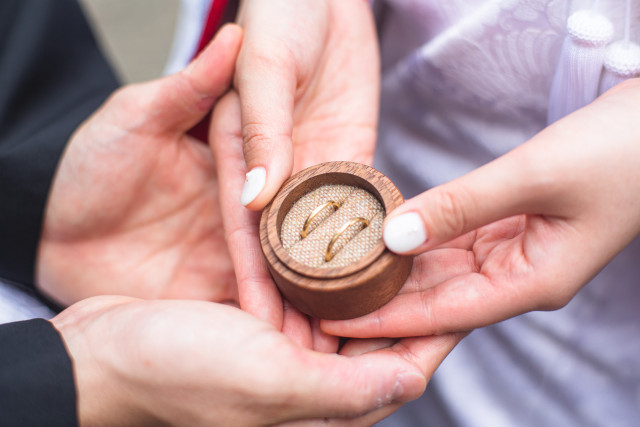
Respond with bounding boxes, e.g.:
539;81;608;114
374;0;640;425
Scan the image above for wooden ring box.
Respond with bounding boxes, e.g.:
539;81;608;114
259;161;413;320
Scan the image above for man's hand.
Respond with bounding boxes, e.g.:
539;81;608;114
52;296;463;426
37;25;243;306
323;79;640;338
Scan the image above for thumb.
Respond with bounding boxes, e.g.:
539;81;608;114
290;353;425;420
382;141;557;254
289;332;463;421
139;24;243;133
234;43;296;209
210;90;285;330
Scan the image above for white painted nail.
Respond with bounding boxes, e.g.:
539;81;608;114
383;212;427;253
240;167;266;206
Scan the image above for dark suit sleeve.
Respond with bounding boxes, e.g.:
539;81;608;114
0;0;119;287
0;0;119;424
0;319;77;427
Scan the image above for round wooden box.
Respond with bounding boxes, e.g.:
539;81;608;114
259;161;413;320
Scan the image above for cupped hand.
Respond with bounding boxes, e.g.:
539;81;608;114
52;295;463;426
323;79;640;338
37;25;243;306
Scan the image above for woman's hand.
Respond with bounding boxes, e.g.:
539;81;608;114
211;91;337;350
233;0;380;209
210;1;379;346
323;79;640;338
52;296;464;426
37;25;243;306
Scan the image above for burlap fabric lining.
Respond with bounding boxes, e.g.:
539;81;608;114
281;184;385;268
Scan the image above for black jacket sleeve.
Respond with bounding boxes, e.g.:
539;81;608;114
0;319;77;427
0;0;119;425
0;0;119;287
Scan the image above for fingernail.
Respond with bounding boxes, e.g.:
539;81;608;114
383;212;427;253
391;372;426;403
240;167;267;206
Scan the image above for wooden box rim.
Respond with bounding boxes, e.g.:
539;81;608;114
265;162;401;279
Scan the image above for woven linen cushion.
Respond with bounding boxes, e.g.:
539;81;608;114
280;184;384;268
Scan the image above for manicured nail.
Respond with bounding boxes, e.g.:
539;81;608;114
240;167;266;206
383;212;427;253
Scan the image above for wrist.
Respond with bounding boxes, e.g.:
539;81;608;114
52;299;154;426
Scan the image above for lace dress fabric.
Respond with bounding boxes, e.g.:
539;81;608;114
374;1;640;426
377;0;637;194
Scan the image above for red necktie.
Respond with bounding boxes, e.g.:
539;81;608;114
188;0;232;143
195;0;230;55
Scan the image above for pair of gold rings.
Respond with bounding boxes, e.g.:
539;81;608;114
299;200;369;262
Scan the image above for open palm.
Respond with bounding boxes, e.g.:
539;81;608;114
36;26;243;306
54;295;463;425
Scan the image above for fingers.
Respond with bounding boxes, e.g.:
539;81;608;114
309;317;339;353
324;217;577;339
306;334;463;426
322;249;480;338
389;333;467;378
166;24;243;131
397;248;478;294
210;90;284;329
289;354;423;420
233;0;381;209
287;333;462;422
382;143;548;255
282;300;313;348
52;295;139;331
381;84;640;256
323;273;486;338
107;24;243;135
210;92;336;348
167;24;243;131
234;40;296;209
339;338;397;356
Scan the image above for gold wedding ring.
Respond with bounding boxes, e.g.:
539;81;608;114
325;217;370;262
300;200;341;239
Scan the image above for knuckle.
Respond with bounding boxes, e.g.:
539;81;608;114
419;289;440;334
242;124;274;161
238;42;296;78
430;186;474;238
242;123;271;146
241;123;290;163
